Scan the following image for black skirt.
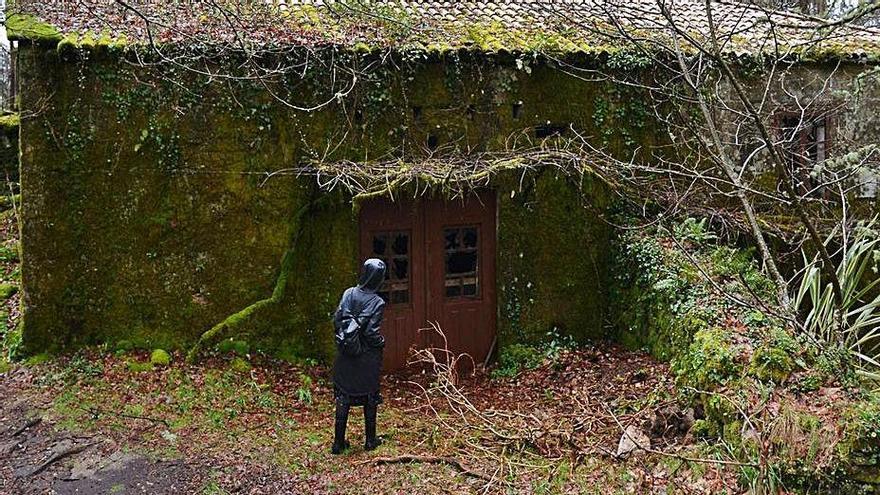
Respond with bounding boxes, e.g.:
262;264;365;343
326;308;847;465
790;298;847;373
333;346;383;406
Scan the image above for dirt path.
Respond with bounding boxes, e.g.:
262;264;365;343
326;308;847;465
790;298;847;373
0;368;200;495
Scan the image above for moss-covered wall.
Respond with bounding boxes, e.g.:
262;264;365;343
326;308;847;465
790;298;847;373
496;168;612;346
16;44;658;360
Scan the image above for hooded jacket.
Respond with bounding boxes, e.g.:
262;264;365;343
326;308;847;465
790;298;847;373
332;258;386;399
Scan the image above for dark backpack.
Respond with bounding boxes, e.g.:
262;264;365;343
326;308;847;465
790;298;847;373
336;312;365;357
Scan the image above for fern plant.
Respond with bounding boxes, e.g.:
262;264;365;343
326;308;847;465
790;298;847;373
794;218;880;380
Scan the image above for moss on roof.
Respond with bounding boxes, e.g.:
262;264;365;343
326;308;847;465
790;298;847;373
6;13;61;43
8;0;880;59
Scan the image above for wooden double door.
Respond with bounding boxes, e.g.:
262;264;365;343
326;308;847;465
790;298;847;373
359;191;497;372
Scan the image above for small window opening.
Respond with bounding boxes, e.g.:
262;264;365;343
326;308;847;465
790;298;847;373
427;134;439;150
535;123;567;139
512;101;523;120
371;231;410;304
444;226;479;298
777;113;832;198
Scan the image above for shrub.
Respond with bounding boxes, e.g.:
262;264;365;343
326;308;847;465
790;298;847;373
672;217;717;245
492;344;544;378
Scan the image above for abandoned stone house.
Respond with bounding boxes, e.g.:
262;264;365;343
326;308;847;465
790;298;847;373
9;0;880;370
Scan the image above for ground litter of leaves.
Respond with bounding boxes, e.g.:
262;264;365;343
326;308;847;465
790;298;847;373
0;343;747;495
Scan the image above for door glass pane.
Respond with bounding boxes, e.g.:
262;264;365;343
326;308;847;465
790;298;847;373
444;226;479;299
371;231;410;304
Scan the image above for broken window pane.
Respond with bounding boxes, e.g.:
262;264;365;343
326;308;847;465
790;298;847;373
371;231;410;305
443;226;479;299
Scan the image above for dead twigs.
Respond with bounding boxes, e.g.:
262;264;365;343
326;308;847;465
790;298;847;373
363;455;492;481
84;406;170;428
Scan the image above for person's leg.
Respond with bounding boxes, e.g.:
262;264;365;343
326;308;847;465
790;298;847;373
364;402;381;450
331;398;351;454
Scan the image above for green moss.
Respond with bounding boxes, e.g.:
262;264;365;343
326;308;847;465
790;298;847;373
690;419;718;439
611;232;713;360
24;352;50;366
150;348;171;366
3;322;22;361
0;113;20;131
750;346;794;384
496;169;612;347
0;244;19;263
15;48;643;364
217;339;250;355
56;33;80;57
115;339;136;352
0;283;17;300
671;326;742;391
5;14;61;42
749;327;799;384
229;356;251;373
126;360;154;373
722;419;744;447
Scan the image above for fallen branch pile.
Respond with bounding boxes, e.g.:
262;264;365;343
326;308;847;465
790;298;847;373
401;323;693;490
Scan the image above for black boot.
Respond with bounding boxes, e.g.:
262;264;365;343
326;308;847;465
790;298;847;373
364;403;382;451
331;401;351;455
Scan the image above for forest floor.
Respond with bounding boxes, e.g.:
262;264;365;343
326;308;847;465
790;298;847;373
0;346;746;494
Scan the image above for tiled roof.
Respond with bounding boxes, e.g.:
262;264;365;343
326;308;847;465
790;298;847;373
11;0;880;58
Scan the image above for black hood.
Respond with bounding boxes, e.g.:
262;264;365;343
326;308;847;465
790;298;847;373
358;258;386;293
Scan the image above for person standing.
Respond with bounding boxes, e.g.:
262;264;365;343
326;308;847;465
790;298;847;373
331;258;386;454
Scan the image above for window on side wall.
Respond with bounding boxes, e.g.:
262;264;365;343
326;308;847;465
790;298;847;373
775;113;832;199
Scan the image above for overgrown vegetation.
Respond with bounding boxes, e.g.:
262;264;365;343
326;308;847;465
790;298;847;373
793;217;880;381
608;216;880;490
491;330;576;378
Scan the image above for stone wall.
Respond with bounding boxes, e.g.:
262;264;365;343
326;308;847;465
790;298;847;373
15;45;638;359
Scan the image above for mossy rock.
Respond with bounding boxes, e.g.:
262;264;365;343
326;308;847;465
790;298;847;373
671;326;742;391
750;346;795;384
749;327;799;384
0;283;17;300
722;419;745;447
704;392;739;426
150;349;171;366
